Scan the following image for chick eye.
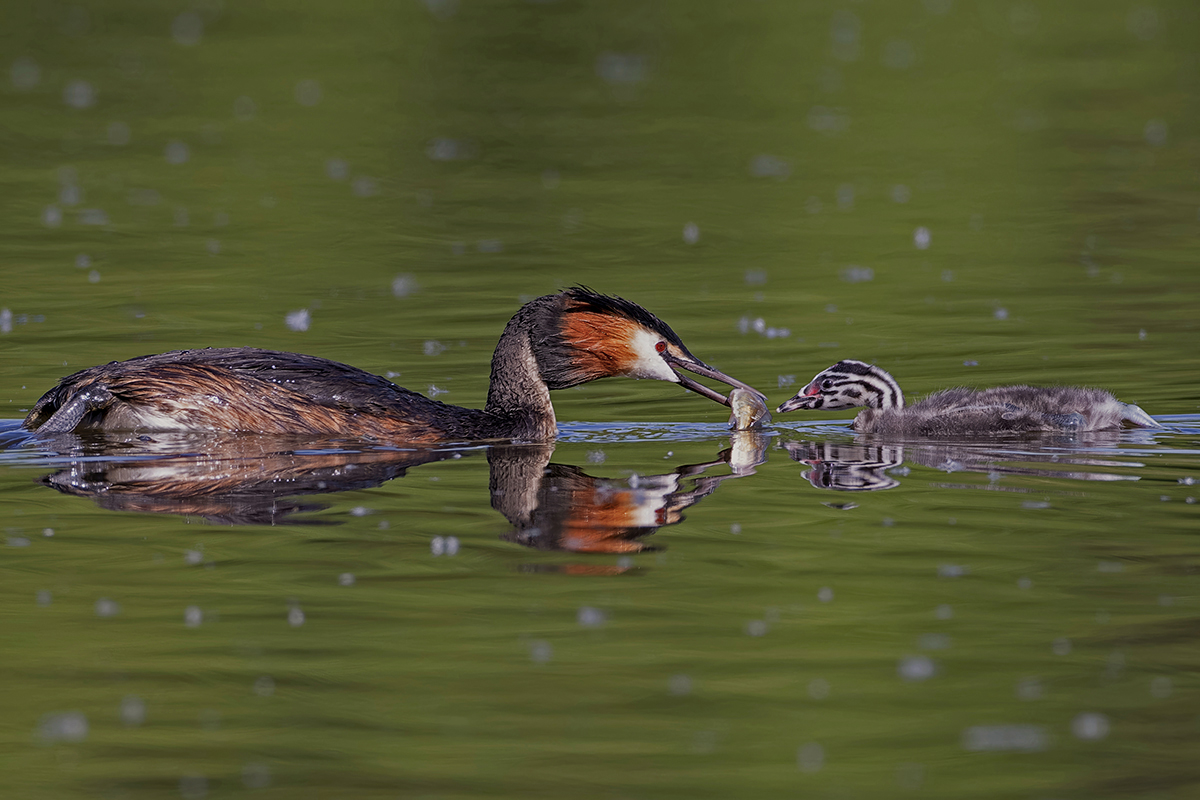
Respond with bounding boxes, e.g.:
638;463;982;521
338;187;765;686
655;341;667;354
821;379;835;390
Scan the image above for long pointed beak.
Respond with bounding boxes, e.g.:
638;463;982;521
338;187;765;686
663;354;766;408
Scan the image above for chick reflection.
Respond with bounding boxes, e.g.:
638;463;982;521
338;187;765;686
491;433;767;553
783;440;903;492
783;430;1140;492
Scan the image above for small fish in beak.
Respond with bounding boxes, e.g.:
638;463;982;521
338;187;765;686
728;387;772;430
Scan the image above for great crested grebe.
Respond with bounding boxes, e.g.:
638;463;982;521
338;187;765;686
23;288;762;442
776;360;1160;435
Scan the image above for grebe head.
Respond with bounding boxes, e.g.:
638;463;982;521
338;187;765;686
534;287;761;406
776;360;904;413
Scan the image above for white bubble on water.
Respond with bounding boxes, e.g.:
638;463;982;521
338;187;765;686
938;564;967;578
797;741;825;772
1052;637;1071;655
596;52;647;85
994;307;1008;320
11;57;41;91
242;762;271;789
1016;677;1043;700
1150;676;1173;699
37;590;53;606
285;309;310;332
174;207;190;226
840;265;874;283
898;655;936;681
171;12;203;46
326;158;348;180
184;549;203;565
750;154;790;180
808;678;830;699
962;724;1047;751
57;181;82;205
744;620;768;637
836;182;855;209
890;184;911;203
882;39;915;70
668;674;692;696
165;141;190;164
287;607;305;627
38;711;89;743
205;239;220;255
830;8;861;62
95;598;120;617
253;676;275;697
1072;712;1109;741
1144;118;1168;147
233;96;256;121
107;121;131;145
422;0;459;20
352;176;378;197
1127;6;1159;40
935;604;953;619
120;695;146;726
914;226;931;249
184;606;203;628
338;572;355;586
423;340;446;356
63;80;96;109
682;222;699;244
43;205;63;227
179;774;208;800
294;79;322;106
391;274;417;298
817;586;834;603
577;606;606;627
529;640;553;664
918;633;951;650
426;138;476;161
586;450;606;464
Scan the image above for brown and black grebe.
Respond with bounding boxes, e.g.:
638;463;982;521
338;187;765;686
776;360;1159;435
23;287;763;442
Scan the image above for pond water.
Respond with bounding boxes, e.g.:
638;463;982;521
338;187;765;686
3;1;1199;798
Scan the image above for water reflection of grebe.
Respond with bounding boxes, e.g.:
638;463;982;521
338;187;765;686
778;360;1159;434
24;288;761;441
35;432;769;550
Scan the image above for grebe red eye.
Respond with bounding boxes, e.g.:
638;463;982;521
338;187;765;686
655;341;667;354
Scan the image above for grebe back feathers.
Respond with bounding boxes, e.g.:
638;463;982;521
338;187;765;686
24;287;763;442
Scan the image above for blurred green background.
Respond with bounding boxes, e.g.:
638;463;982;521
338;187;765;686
2;1;1198;798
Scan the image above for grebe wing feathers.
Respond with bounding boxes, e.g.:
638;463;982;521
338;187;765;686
26;347;482;436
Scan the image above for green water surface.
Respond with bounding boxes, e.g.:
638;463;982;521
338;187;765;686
2;2;1199;798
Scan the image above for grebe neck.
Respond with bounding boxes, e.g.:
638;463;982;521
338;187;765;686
483;312;557;440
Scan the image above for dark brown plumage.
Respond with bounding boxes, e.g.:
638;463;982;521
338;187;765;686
23;288;761;442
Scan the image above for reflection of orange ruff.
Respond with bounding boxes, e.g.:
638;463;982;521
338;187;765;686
557;564;636;576
560;488;661;554
560;310;639;384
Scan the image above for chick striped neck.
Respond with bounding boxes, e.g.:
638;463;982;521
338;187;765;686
829;361;905;410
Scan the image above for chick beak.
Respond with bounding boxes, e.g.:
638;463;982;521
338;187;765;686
776;382;820;413
662;353;766;407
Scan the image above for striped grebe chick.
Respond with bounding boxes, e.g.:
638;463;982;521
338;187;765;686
23;287;763;442
776;360;1159;435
